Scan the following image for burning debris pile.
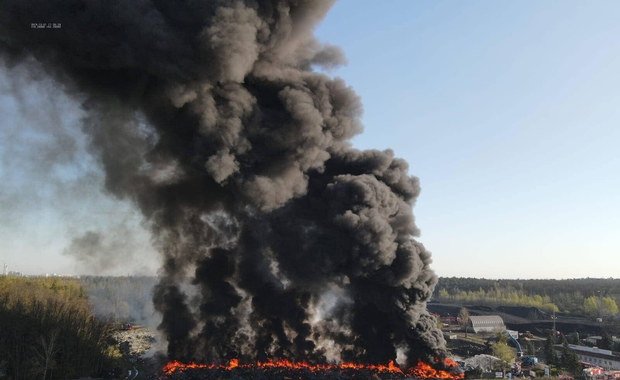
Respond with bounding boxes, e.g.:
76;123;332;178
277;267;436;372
2;0;447;372
161;359;464;380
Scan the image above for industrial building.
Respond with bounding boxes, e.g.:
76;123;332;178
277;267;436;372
468;315;506;333
568;345;620;370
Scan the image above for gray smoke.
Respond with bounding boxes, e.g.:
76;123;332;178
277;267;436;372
63;225;154;275
0;60;158;276
0;0;446;366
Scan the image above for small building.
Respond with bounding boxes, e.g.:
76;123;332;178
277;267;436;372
584;336;602;346
568;345;620;370
468;315;506;333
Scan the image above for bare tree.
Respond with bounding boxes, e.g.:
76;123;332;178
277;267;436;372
33;329;59;380
458;307;470;336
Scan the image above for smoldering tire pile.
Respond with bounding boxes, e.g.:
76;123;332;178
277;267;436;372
164;367;415;380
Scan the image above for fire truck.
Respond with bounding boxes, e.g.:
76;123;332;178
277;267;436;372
583;367;620;380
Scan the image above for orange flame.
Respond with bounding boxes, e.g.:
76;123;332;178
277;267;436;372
162;357;464;378
409;359;464;379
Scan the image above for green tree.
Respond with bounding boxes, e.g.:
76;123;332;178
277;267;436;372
435;316;444;329
458;307;470;336
583;296;600;317
525;340;536;356
569;333;580;345
544;332;557;365
601;297;619;316
0;276;122;380
438;288;449;300
458;308;470;327
542;303;559;313
433;277;620;317
492;334;515;369
560;340;581;375
583;296;618;317
599;333;613;350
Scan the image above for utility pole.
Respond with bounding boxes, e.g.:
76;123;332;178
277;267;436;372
551;310;557;343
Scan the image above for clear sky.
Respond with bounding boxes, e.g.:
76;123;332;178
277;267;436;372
1;0;619;278
315;0;620;279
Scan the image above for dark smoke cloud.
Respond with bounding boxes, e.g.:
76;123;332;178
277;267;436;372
0;0;445;366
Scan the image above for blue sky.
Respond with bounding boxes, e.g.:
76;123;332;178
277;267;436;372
1;1;619;278
315;0;620;278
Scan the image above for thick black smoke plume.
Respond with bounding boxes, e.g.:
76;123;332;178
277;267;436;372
0;0;445;366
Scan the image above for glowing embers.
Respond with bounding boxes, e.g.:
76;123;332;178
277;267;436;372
162;358;464;379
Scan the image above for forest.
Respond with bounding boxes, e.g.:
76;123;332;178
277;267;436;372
2;275;619;379
82;276;620;321
0;276;123;380
79;275;158;324
433;277;620;317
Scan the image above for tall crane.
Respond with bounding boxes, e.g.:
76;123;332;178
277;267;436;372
503;330;523;358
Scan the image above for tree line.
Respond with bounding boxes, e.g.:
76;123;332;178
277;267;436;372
433;277;620;317
0;276;124;380
79;275;157;324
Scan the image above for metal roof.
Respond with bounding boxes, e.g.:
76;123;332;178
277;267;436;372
469;315;505;327
569;344;619;360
